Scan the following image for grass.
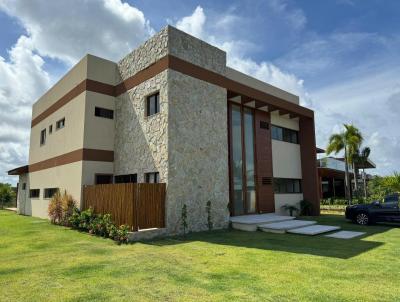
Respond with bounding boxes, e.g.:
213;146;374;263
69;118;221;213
0;210;399;302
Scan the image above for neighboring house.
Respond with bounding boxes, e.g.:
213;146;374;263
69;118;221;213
317;155;376;199
8;26;320;235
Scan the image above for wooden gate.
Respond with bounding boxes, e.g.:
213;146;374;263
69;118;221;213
82;183;166;231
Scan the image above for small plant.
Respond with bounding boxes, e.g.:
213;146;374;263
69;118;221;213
181;203;188;236
300;199;313;216
281;204;298;217
48;190;63;224
114;225;129;244
206;200;213;231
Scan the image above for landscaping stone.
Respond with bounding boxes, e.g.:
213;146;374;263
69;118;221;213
258;220;317;234
287;225;340;235
325;231;366;239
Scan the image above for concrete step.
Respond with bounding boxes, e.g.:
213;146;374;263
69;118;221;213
258;220;317;234
287;225;340;236
230;214;296;232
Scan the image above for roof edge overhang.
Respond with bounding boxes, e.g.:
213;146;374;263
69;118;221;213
7;165;29;176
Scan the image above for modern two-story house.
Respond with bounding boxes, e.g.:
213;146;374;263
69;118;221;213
8;26;320;235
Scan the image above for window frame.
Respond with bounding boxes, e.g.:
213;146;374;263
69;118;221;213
146;92;160;117
114;174;137;184
56;118;65;130
29;189;40;199
95;107;114;119
95;174;113;185
44;188;59;199
145;172;160;183
271;125;299;144
40;128;46;146
273;178;302;194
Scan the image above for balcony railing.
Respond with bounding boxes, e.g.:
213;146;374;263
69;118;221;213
318;157;353;172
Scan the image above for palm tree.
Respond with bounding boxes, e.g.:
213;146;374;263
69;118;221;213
326;124;363;204
353;147;371;200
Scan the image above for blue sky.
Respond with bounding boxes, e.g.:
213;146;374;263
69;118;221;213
0;0;399;184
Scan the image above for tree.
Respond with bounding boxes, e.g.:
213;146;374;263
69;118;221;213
353;147;371;200
326;124;363;204
0;183;16;209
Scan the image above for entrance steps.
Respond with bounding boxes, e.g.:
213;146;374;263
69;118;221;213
230;213;295;232
230;214;341;235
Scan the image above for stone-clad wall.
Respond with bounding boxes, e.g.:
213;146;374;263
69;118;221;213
118;27;168;81
167;70;229;234
115;25;229;235
167;26;226;75
114;70;169;182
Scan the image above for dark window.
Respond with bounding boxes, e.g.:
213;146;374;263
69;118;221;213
22;183;26;190
40;129;46;145
95;107;114;119
29;189;40;198
114;174;137;184
44;188;59;199
95;174;113;185
271;125;299;144
146;92;160;116
56;118;65;130
145;172;160;183
260;121;269;129
274;178;302;194
49;125;53;134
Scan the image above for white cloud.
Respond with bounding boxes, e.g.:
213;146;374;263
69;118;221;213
175;6;308;103
0;0;153;64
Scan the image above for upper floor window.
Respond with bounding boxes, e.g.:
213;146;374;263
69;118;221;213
56;118;65;130
115;174;137;184
145;172;159;183
146;92;160;117
40;129;46;145
44;188;59;199
29;189;40;198
49;124;53;134
271;125;299;144
95;107;114;119
274;178;302;194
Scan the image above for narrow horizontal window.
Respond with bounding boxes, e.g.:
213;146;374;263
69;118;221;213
56;118;65;130
145;172;160;183
44;188;59;199
95;107;114;119
271;125;299;144
40;129;46;145
95;174;113;185
29;189;40;198
273;178;302;194
114;174;137;184
146;92;160;117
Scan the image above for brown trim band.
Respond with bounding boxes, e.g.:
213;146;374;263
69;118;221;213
28;148;114;173
31;79;115;127
32;54;313;128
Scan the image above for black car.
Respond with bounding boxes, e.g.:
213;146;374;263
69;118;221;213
345;193;400;225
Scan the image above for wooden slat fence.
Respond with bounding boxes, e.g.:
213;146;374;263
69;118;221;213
82;183;166;231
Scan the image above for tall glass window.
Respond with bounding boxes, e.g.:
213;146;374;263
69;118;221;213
244;108;256;213
231;105;244;215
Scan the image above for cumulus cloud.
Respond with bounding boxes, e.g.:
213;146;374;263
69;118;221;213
175;5;309;104
0;0;153;64
0;0;153;184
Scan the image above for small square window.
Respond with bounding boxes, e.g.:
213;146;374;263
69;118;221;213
22;183;26;190
40;129;46;145
146;92;160;117
29;189;40;198
56;118;65;130
44;188;59;199
145;172;160;183
49;125;53;134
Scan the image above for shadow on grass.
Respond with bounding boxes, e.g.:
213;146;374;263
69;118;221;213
146;215;395;259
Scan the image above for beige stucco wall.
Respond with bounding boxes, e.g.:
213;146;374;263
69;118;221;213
274;193;304;215
26;162;83;218
81;161;114;186
271;111;300;130
29;94;86;164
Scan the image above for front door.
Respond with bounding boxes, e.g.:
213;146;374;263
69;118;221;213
229;103;256;215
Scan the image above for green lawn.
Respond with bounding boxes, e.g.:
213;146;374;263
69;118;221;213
1;211;399;302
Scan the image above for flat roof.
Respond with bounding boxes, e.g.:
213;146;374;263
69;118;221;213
8;165;29;176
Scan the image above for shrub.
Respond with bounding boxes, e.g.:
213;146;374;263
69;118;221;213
281;204;298;217
300;199;313;216
114;225;129;244
48;190;76;225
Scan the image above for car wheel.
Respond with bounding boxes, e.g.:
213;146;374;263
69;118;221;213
355;213;369;225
